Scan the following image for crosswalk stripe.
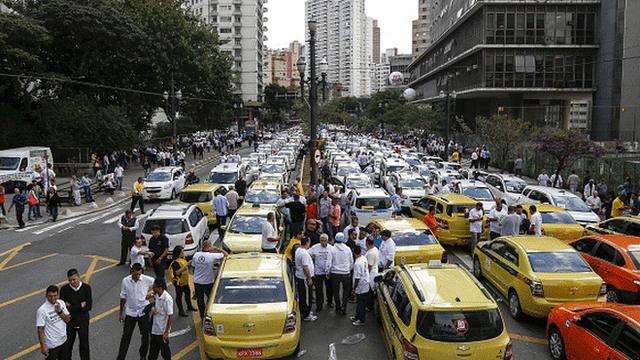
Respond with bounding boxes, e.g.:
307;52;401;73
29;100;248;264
102;213;122;224
78;207;123;225
32;217;80;235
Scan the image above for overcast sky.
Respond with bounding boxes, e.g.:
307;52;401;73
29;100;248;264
265;0;418;55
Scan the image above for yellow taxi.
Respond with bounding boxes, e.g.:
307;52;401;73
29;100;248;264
244;180;282;206
473;236;606;319
178;183;227;225
203;252;300;359
372;217;446;265
411;194;488;246
521;204;586;242
585;216;640;237
375;262;512;360
221;203;281;253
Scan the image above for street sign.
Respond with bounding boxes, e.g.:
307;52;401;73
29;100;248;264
314;149;321;164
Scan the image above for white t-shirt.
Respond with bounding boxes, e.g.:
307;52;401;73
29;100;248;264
309;243;332;275
261;222;277;250
152;290;174;335
379;238;396;269
531;212;543;236
537;174;549;186
192;252;224;284
489;207;508;234
120;274;155;317
36;300;69;348
130;246;146;269
114;166;124;177
365;247;380;290
468;208;484;234
294;248;315;280
352;256;370;294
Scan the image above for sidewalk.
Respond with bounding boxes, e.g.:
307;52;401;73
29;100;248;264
0;151;222;230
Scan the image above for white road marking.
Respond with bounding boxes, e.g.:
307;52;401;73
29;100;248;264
102;213;123;224
57;226;74;233
32;217;80;235
78;207;124;225
169;326;192;338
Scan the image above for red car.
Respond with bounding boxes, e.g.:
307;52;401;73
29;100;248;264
547;302;640;360
569;235;640;303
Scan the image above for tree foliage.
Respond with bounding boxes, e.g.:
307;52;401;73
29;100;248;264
263;83;295;125
476;115;530;172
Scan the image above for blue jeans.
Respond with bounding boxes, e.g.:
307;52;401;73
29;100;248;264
50;206;59;222
83;185;93;202
117;176;124;190
29;204;41;220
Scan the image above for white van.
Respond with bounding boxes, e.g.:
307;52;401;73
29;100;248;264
0;147;53;190
347;187;394;225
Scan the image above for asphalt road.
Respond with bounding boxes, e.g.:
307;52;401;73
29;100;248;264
0;149;551;360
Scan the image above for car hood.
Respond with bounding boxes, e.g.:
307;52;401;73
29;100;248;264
566;210;600;224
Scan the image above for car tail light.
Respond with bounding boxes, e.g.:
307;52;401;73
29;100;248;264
503;341;513;360
203;315;216;336
599;283;607;297
185;232;194;245
283;310;297;334
401;336;420;360
530;281;544;297
441;252;448;263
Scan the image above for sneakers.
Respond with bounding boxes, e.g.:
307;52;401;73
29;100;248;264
352;320;365;326
303;314;318;322
349;316;357;322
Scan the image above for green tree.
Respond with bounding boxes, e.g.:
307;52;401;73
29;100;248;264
263;83;295;125
476;115;530;172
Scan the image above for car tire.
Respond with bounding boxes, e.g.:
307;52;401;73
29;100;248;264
473;256;483;279
508;289;523;320
606;286;619;303
548;326;567;360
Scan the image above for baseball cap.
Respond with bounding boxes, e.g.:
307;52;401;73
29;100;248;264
335;232;346;243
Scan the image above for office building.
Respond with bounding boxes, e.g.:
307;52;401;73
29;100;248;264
386;54;412;90
372;19;381;64
188;0;265;103
412;0;432;59
408;0;599;131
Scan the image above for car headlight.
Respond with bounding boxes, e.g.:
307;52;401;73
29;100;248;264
163;183;172;189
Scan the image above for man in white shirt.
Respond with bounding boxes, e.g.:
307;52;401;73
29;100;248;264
36;285;71;359
488;199;507;240
329;232;353;315
295;237;318;321
114;164;125;190
537;171;550;186
342;217;360;241
550;171;563;188
225;185;240;218
365;237;380;311
130;237;153;269
529;205;543;236
117;263;155;360
500;206;522;236
468;202;484;255
212;190;229;237
149;279;174;360
586;191;602;213
192;241;227;319
309;234;333;312
350;246;369;326
261;212;279;253
379;230;396;270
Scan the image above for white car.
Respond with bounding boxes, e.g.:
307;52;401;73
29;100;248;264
384;172;427;204
431;169;464;186
522;185;600;226
143;166;185;200
347;187;393;225
260;163;288;185
484;173;529;204
450;179;496;212
141;204;209;258
209;163;244;190
344;173;373;190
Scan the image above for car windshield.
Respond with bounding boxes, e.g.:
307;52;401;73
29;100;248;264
393;231;438;246
416;309;504;342
229;216;267;234
346;178;371;188
463;188;494;201
628;249;640;270
214;278;287;304
209;172;237;184
179;191;212;203
528;252;592;272
552;196;591;212
245;190;279;204
405;158;420;166
399;179;425;189
444;174;464;183
541;212;577;224
0;157;20;171
261;164;285;173
337;167;359;176
146;172;171;182
447;205;474;216
143;219;188;235
355;197;392;210
386;165;406;173
504;180;527;193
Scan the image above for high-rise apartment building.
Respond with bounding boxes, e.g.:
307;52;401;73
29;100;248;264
188;0;265;102
263;44;302;89
412;0;432;59
372;19;381;64
305;0;373;97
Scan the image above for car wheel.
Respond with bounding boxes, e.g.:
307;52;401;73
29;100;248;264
548;326;567;360
606;286;619;303
508;289;523;320
473;256;483;279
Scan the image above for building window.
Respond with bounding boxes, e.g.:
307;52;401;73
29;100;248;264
220;16;232;22
220;28;232;33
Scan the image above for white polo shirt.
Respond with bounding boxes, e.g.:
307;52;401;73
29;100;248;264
352;256;370;295
261;222;277;250
294;248;315;280
36;300;69;349
379;238;396;269
366;247;380;290
120;274;155;317
152;290;174;335
192;252;225;285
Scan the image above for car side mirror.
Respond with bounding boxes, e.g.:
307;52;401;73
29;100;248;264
203;212;209;217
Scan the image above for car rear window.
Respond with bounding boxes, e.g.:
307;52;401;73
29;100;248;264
393;231;438;246
143;219;189;235
179;191;212;203
528;252;592;273
416;309;504;342
214;278;287;304
356;198;392;210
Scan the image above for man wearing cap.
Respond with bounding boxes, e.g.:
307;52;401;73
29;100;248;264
328;232;353;316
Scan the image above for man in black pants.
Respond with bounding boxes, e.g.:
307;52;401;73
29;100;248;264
60;269;92;360
192;241;227;319
118;210;139;266
148;225;169;279
117;263;154;360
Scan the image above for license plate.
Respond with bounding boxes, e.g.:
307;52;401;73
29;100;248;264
237;348;262;358
148;194;157;199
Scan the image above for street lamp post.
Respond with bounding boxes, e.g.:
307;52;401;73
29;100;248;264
439;82;456;159
319;56;328;103
163;77;182;158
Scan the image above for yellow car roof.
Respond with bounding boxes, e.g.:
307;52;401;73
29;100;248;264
220;253;285;278
249;180;281;191
432;193;477;205
236;203;274;216
374;218;427;232
182;183;221;192
504;236;575;253
521;204;566;213
405;264;495;309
